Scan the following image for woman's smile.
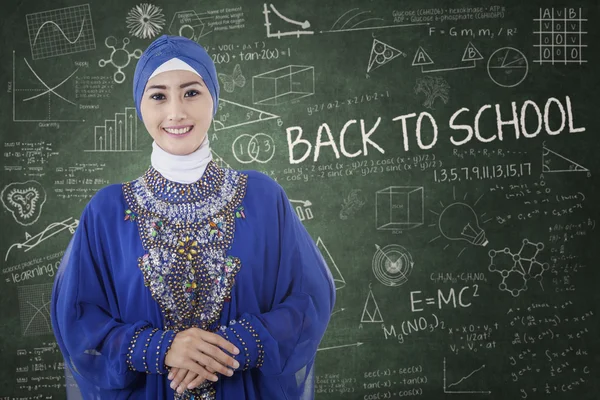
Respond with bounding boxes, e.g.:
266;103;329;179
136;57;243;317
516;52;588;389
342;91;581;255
163;125;194;137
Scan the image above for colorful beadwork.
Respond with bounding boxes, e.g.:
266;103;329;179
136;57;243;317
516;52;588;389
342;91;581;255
122;160;248;399
177;236;199;260
124;209;137;221
208;220;224;237
235;205;245;219
151;220;163;237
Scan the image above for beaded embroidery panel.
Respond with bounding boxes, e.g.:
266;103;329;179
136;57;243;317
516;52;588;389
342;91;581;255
122;161;248;399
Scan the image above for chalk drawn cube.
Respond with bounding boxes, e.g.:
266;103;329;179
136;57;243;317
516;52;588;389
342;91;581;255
376;186;423;230
252;65;314;105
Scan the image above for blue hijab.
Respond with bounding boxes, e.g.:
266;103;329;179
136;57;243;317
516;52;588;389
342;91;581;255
132;35;220;120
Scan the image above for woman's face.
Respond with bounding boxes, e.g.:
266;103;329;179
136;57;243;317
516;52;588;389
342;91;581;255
140;69;214;156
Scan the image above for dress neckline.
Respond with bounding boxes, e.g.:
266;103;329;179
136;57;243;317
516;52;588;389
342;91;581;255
141;160;223;204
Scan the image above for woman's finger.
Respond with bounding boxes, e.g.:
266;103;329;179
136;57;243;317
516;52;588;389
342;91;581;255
178;369;199;394
168;367;179;380
196;340;240;370
186;364;227;390
187;373;207;390
183;359;219;382
170;367;188;390
198;330;240;356
191;348;235;376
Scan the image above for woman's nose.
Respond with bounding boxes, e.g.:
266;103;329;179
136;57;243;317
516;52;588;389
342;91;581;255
167;98;186;120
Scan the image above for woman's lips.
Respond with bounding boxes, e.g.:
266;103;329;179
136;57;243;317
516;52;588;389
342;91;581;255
162;125;194;137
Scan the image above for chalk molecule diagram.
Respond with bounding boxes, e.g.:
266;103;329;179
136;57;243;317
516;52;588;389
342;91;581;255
488;238;549;297
99;36;142;84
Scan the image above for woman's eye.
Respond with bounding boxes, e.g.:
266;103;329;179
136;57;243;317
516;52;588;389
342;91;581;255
185;90;200;97
150;93;165;101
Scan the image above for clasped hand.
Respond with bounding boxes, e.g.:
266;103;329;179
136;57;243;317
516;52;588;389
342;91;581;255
164;327;239;394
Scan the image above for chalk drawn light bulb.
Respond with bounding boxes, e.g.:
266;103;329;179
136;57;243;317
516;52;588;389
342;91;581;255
438;202;488;246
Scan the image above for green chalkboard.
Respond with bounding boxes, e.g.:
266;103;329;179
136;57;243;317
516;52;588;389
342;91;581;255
1;0;599;398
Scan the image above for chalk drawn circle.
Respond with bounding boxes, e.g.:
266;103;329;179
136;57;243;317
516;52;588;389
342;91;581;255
179;24;196;40
372;244;413;287
232;133;275;164
487;47;528;87
374;42;385;54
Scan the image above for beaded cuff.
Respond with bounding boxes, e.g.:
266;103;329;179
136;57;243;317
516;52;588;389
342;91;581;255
126;324;151;372
142;328;160;373
163;332;175;373
126;326;176;375
239;318;264;368
218;317;264;371
155;330;168;374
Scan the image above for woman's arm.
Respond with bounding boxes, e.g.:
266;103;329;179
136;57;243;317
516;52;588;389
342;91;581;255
51;205;179;390
216;183;336;376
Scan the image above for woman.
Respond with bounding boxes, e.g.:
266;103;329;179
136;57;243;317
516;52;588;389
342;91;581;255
50;34;336;399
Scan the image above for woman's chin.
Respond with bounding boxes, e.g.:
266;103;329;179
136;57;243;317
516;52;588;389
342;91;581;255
160;141;202;156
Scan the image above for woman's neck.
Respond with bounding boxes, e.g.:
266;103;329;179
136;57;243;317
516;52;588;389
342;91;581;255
150;137;212;184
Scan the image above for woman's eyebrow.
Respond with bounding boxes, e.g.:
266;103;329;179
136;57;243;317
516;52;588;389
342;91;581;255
145;81;204;92
180;80;204;88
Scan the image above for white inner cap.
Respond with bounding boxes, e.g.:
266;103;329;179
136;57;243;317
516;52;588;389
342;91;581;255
148;57;203;80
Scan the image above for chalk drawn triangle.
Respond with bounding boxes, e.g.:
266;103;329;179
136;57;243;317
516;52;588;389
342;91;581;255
367;38;403;73
316;237;346;290
461;41;483;62
412;46;434;66
361;289;383;323
212;99;279;131
542;146;588;172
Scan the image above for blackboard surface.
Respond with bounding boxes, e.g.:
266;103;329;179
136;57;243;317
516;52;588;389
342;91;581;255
1;0;599;399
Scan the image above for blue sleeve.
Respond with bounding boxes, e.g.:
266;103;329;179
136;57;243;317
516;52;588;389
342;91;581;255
217;183;336;377
50;202;176;391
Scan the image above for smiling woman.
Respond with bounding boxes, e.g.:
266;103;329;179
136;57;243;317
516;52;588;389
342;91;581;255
50;35;336;400
140;67;214;156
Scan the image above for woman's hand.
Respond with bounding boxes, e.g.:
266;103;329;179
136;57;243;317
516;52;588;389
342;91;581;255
164;327;239;384
168;365;232;393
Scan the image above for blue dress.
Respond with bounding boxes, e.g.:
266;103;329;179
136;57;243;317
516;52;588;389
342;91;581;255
50;161;336;399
